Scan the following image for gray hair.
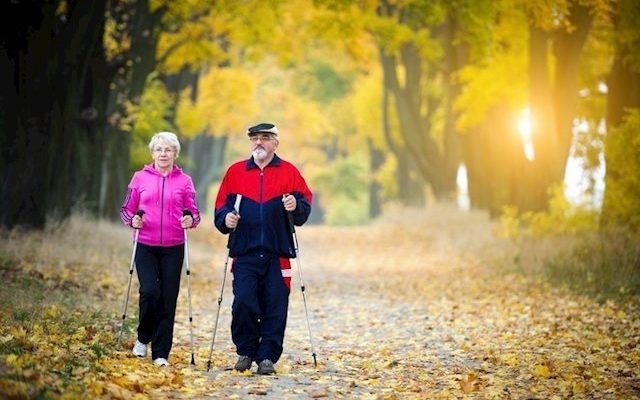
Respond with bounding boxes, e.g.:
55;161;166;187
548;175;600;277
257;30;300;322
149;131;181;157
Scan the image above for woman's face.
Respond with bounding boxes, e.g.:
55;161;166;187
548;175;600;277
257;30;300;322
151;139;177;170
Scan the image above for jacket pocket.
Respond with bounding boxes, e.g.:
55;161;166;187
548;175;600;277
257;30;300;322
172;190;185;216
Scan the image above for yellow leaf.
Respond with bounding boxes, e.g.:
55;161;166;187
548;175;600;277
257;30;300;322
534;364;551;379
132;380;145;393
89;382;104;395
572;381;585;393
459;372;480;394
171;373;183;386
500;353;518;366
0;334;14;343
10;326;26;339
46;305;61;319
4;354;18;366
112;376;131;389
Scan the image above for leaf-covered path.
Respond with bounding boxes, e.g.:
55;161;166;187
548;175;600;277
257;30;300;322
134;205;640;398
1;205;639;398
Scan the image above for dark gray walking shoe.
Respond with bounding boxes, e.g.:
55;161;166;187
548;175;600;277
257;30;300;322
257;359;276;375
234;355;252;372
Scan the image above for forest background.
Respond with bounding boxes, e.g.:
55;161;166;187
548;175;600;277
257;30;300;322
0;0;636;226
3;0;640;295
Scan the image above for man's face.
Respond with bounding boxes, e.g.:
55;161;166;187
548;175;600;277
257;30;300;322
250;133;278;161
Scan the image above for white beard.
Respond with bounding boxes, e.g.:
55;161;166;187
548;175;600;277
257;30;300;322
252;148;268;162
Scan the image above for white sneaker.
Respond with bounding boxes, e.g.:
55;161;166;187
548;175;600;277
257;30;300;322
132;340;147;357
153;358;169;367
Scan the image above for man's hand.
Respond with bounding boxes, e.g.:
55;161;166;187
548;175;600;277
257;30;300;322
225;211;240;229
282;194;297;212
180;215;193;229
132;214;143;229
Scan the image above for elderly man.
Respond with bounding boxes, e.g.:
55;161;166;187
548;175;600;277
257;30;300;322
214;123;313;375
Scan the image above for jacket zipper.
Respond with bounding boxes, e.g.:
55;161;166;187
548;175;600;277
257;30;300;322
160;176;166;245
259;169;265;254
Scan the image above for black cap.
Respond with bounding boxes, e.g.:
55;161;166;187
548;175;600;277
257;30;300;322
246;123;279;136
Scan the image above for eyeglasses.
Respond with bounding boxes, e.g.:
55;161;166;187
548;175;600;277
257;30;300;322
153;147;176;154
249;135;276;143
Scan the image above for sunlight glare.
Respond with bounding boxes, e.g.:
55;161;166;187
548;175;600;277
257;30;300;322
598;81;608;94
456;164;470;211
517;108;535;161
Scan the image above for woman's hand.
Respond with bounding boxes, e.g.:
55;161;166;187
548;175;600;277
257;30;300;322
180;215;193;229
132;214;143;229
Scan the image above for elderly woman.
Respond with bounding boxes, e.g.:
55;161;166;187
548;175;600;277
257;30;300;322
120;131;200;367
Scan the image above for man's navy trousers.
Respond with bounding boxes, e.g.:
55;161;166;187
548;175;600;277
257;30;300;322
231;253;290;364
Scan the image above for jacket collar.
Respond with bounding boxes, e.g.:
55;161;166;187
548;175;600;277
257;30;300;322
143;163;182;176
246;154;281;170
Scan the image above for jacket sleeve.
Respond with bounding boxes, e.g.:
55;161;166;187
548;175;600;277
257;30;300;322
291;168;312;226
214;170;233;234
120;173;140;227
184;176;201;228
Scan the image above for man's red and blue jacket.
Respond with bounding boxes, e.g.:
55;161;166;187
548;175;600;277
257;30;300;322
214;154;312;259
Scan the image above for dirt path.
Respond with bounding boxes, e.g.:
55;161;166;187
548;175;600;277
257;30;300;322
142;208;482;398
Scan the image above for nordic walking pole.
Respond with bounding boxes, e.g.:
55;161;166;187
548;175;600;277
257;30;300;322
286;202;318;367
206;195;242;372
117;209;145;346
182;209;196;367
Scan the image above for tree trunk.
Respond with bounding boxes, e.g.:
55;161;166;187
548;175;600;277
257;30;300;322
0;0;106;228
184;134;228;210
367;138;384;218
526;2;593;212
440;14;465;200
99;0;165;219
74;45;112;215
527;26;556;212
380;48;443;196
0;3;58;228
552;3;593;178
601;0;640;228
462;104;528;217
47;0;107;219
380;79;424;206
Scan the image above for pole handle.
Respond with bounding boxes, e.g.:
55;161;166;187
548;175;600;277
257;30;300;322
133;209;145;229
283;193;296;233
182;208;193;231
227;195;242;249
227;209;238;249
286;210;296;234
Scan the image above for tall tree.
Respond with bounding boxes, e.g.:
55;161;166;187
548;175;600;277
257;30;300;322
98;0;170;219
0;0;107;228
601;0;640;229
526;0;595;211
375;0;448;200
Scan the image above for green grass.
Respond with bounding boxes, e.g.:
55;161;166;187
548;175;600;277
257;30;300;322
543;234;640;301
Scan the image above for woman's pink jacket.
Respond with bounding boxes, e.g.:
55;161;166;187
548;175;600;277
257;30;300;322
121;164;200;246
